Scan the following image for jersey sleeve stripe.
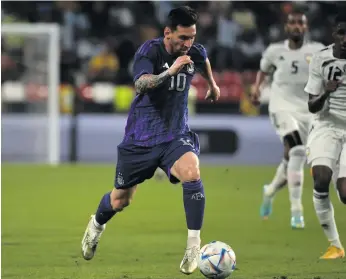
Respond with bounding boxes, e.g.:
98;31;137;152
321;59;337;68
193;43;207;59
137;38;161;56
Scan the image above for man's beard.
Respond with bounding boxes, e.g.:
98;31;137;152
290;34;303;43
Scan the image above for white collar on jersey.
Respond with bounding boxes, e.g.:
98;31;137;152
284;38;310;50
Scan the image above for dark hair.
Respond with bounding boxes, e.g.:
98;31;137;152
334;13;346;27
166;6;198;30
285;6;306;23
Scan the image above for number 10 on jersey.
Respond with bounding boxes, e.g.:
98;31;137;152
169;73;186;92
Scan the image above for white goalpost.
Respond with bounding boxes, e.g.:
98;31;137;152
1;23;61;165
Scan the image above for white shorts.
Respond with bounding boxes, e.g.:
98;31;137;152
269;111;312;144
307;120;346;177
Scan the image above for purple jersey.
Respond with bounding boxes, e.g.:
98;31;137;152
122;37;207;147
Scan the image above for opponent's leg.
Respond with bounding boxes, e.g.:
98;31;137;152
261;129;306;227
284;132;305;229
336;146;346;204
334;154;346;255
323;141;346;258
260;158;287;219
260;153;288;219
336;177;346;204
154;167;166;181
332;163;345;202
261;113;290;219
312;160;344;259
82;187;137;260
332;163;339;199
170;151;204;274
263;159;288;197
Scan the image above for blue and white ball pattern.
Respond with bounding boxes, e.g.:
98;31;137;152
198;241;236;279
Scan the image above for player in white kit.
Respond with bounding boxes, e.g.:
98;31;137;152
251;9;325;228
304;13;346;259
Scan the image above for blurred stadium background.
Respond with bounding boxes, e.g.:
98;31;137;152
2;1;346;164
2;2;346;279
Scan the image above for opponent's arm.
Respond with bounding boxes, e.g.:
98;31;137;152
251;46;275;105
304;55;339;113
134;70;171;94
308;93;330;113
253;71;268;93
308;81;340;113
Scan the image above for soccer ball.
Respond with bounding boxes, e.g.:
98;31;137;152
198;241;236;279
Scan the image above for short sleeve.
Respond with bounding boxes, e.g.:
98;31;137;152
189;43;207;70
132;55;154;82
315;43;326;51
132;42;158;82
304;55;324;96
260;45;275;73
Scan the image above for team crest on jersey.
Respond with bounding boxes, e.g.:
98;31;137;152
305;53;312;64
186;63;194;74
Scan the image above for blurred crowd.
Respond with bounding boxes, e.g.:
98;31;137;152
1;1;344;115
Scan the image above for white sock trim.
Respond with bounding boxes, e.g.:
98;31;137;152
92;216;102;229
188;229;200;238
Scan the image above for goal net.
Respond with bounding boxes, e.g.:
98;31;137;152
1;23;60;165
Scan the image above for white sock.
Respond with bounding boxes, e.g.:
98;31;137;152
92;216;104;230
287;169;304;214
313;190;342;248
265;159;288;197
187;229;201;248
155;168;165;177
287;148;305;215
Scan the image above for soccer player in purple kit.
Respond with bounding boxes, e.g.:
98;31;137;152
81;6;220;275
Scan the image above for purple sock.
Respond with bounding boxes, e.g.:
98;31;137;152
95;192;117;225
182;180;205;230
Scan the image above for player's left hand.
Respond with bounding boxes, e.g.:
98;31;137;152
205;84;220;103
325;80;341;94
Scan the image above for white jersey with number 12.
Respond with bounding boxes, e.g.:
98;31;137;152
305;44;346;123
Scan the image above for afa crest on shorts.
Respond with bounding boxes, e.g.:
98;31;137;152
117;172;124;186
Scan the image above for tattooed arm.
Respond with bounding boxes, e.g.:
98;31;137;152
134;70;171;94
134;54;192;94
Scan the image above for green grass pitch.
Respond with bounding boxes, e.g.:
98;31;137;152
2;165;346;279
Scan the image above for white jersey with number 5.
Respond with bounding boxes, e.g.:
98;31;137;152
260;40;325;114
304;44;346;123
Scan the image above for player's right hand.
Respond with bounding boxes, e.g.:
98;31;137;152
325;80;341;94
250;85;261;106
168;55;193;76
